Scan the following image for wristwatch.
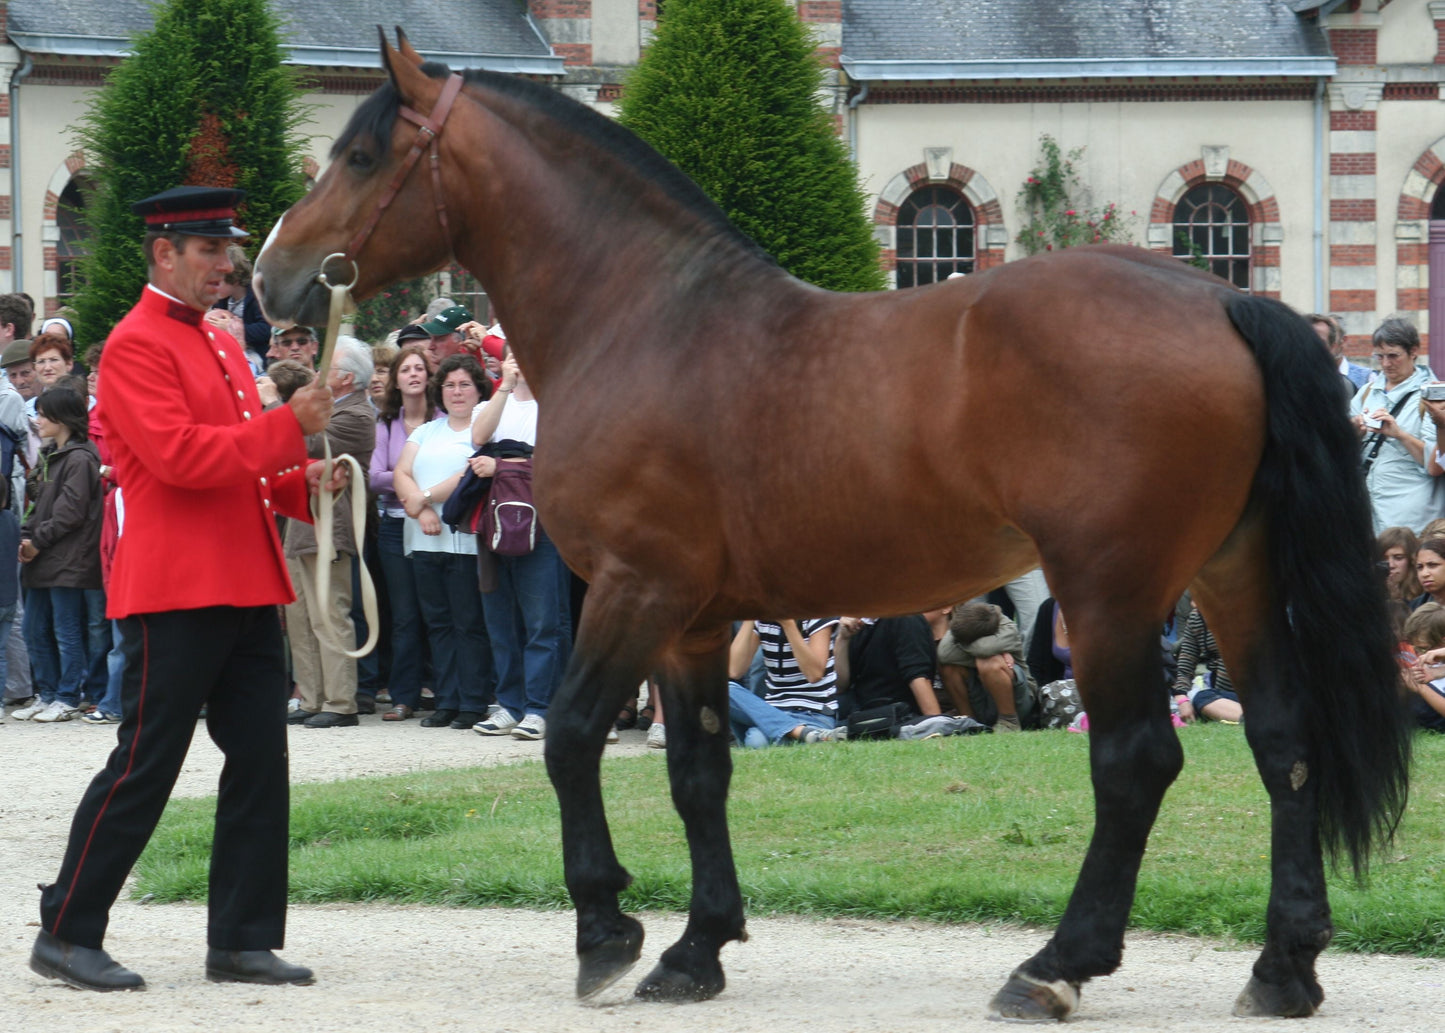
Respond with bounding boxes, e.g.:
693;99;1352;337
421;488;433;502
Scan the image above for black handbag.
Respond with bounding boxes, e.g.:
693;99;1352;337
845;701;913;740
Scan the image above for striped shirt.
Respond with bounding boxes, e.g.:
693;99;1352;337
757;618;840;714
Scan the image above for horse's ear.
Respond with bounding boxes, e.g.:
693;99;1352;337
380;26;432;103
378;25;398;85
395;26;426;66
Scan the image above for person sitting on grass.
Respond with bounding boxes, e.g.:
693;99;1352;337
833;614;942;725
727;618;844;747
935;602;1038;731
1170;604;1242;723
1402;602;1445;733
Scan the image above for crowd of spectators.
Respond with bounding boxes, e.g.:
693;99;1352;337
5;295;1445;742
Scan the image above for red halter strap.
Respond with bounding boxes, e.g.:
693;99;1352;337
341;72;465;266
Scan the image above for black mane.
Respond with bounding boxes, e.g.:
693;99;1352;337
331;62;768;262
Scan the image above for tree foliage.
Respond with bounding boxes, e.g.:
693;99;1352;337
1015;135;1134;255
71;0;310;345
618;0;883;291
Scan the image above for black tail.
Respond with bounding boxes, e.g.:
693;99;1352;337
1226;293;1411;876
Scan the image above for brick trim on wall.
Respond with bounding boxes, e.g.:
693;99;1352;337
1395;137;1445;347
872;159;1006;285
1148;155;1282;299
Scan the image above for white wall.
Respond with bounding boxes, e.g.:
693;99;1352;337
855;96;1320;307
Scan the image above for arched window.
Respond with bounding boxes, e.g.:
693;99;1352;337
895;186;975;288
1172;183;1251;290
57;177;93;304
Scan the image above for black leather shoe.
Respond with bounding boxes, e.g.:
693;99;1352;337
30;930;146;991
205;948;314;985
420;708;458;728
303;712;358;729
355;695;377;715
450;710;483;729
286;709;316;725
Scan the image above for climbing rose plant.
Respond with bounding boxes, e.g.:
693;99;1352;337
1016;135;1134;255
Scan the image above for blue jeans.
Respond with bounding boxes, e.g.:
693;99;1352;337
95;620;126;718
412;549;493;713
378;515;426;707
727;680;835;748
481;530;569;721
84;588;109;703
23;586;89;706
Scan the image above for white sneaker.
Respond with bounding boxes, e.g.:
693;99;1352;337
801;725;846;744
473;705;519;736
10;697;44;721
606;726;619;744
511;714;546;740
33;700;80;723
647;723;666;749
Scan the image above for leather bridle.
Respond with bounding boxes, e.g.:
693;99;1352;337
321;71;465;288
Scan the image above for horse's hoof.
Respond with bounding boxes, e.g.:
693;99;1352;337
576;919;645;999
1232;974;1323;1018
634;959;725;1002
987;971;1080;1022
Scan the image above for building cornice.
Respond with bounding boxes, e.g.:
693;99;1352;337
840;56;1338;81
7;34;565;76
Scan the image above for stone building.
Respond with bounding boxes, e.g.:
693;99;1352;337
1;1;1442;364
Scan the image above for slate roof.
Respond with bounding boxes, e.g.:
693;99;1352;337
842;0;1336;79
5;0;561;73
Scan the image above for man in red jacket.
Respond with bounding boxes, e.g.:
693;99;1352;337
30;186;338;992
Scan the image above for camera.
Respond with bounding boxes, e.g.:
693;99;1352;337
1425;383;1445;401
1362;415;1383;429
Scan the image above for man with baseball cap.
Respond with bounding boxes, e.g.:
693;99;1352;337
30;185;337;991
419;303;472;366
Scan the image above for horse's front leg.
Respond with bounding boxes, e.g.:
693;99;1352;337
634;628;745;1002
989;623;1182;1021
544;587;668;997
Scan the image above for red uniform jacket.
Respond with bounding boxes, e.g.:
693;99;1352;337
97;286;311;618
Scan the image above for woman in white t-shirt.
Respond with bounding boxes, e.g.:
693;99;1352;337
392;354;495;730
468;352;570;742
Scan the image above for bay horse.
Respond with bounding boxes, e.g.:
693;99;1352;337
254;31;1411;1021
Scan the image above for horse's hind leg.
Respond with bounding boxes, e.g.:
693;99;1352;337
634;627;745;1002
1194;542;1330;1017
989;618;1183;1021
544;586;670;997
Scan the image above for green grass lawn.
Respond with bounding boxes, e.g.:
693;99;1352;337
135;725;1445;956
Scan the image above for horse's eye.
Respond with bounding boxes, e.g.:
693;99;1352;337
348;149;374;172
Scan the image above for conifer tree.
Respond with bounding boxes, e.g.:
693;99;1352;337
71;0;310;345
619;0;883;291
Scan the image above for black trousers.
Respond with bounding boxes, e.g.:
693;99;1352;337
40;605;291;951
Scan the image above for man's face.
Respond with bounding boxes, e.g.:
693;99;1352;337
5;361;33;399
153;235;233;311
1311;320;1342;360
272;329;318;366
325;367;355;397
426;332;462;365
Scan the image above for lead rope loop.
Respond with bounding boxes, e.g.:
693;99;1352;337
310;260;378;659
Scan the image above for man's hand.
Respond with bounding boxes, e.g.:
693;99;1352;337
288;379;333;434
17;538;36;564
305;459;350;496
256;375;279;407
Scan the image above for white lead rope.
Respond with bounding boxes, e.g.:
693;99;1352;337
308;270;378;659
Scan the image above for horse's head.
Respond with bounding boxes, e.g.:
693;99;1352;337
255;28;463;328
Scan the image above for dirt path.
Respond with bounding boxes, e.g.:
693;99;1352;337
2;717;1438;1032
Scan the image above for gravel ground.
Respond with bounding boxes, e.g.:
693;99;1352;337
2;710;1441;1032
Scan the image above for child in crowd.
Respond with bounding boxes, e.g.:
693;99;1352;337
1401;603;1445;732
